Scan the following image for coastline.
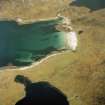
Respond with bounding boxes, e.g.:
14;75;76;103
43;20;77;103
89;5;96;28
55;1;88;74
0;16;62;25
0;16;77;71
0;50;71;72
0;29;78;71
66;31;78;51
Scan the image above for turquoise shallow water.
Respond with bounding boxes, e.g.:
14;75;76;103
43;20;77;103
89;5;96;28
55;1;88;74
0;18;67;66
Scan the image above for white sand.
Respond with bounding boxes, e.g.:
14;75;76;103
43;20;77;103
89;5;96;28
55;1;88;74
0;51;70;71
66;31;78;51
0;30;77;71
18;53;62;70
1;30;78;71
0;16;78;71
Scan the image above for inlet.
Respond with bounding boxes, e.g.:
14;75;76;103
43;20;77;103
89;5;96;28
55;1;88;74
0;18;68;67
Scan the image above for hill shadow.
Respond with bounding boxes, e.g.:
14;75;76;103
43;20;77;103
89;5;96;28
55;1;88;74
70;0;105;11
15;75;69;105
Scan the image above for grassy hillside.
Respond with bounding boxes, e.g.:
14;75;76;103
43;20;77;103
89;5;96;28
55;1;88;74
0;0;70;20
0;1;105;105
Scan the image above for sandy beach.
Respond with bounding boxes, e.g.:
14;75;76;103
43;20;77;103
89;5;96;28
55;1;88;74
66;31;78;51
